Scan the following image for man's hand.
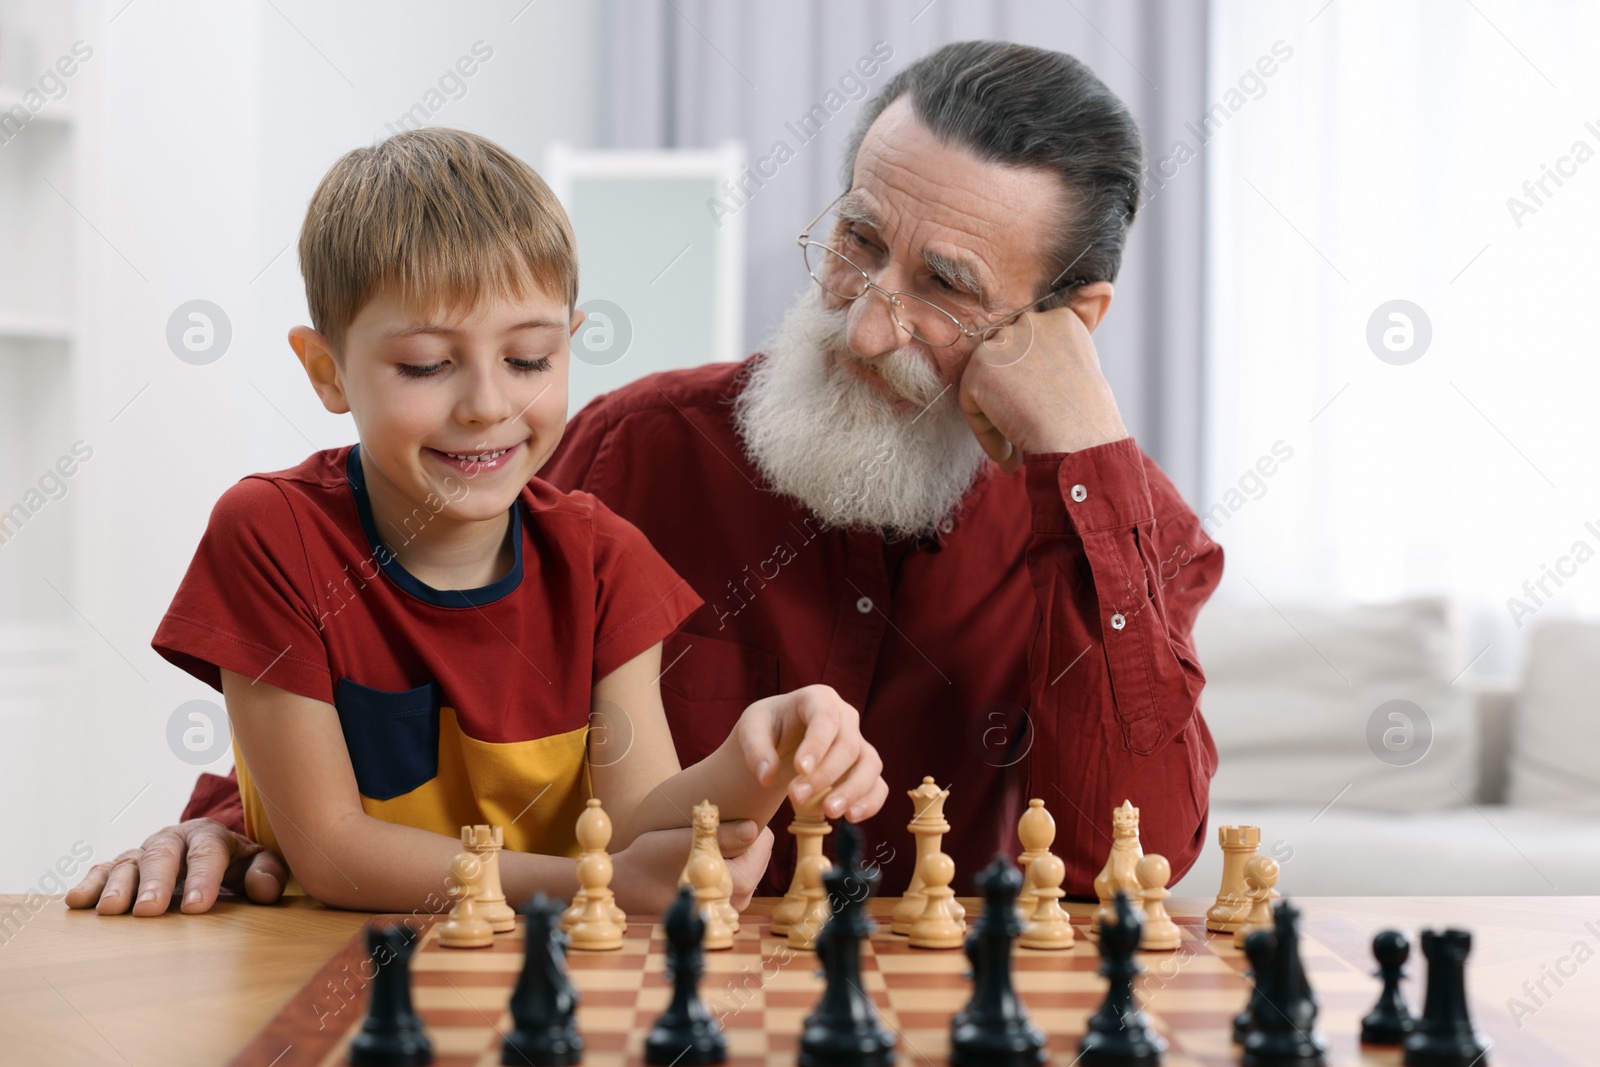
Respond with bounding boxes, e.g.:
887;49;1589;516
958;299;1128;471
64;819;287;915
612;821;774;915
735;684;888;823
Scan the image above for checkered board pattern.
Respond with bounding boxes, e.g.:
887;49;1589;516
230;908;1573;1067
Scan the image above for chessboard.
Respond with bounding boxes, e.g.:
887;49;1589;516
223;900;1581;1067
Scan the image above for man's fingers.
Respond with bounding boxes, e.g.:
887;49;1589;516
239;850;288;905
95;858;142;915
959;365;1023;472
175;829;236;913
131;834;185;916
64;860;114;910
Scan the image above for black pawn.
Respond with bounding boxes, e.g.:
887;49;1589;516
1233;928;1274;1045
1403;929;1491;1067
645;885;726;1065
349;924;432;1066
1362;930;1417;1046
502;894;583;1067
798;821;897;1067
950;856;1046;1067
1077;891;1166;1066
1241;899;1326;1067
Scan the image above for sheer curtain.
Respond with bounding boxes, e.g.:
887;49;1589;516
1206;0;1600;677
599;0;1212;501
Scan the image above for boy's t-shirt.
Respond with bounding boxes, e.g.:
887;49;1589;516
151;444;703;861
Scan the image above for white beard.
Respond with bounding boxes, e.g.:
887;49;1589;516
732;288;989;539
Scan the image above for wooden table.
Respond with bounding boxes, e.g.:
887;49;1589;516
2;895;1596;1065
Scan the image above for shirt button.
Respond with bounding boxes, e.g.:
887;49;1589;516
856;596;874;614
1110;612;1126;631
1070;484;1088;503
938;516;954;535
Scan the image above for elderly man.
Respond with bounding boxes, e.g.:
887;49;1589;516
70;39;1220;913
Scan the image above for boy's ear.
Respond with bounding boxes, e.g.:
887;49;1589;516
288;326;350;415
568;308;587;338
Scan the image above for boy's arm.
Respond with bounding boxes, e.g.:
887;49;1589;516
594;646;889;850
219;668;582;911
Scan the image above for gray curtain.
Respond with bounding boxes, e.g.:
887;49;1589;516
599;0;1209;502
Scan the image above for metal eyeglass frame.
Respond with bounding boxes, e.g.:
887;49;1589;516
797;189;1094;348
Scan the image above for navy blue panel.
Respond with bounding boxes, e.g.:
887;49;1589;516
333;677;441;801
344;444;523;608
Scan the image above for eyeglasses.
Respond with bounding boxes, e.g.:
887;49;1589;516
797;190;1094;349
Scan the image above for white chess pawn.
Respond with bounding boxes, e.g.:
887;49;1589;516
1018;851;1074;950
438;852;494;949
1232;855;1280;948
1136;854;1182;951
787;853;833;950
569;849;624;951
689;849;735;951
908;851;965;950
462;825;516;934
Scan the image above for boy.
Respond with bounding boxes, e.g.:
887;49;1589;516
69;128;886;916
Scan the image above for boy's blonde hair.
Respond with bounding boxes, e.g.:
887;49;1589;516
298;127;578;354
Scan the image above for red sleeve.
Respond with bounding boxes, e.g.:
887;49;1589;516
1023;436;1223;894
588;496;704;681
151;476;335;704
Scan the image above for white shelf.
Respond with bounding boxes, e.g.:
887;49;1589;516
0;84;76;125
0;313;72;342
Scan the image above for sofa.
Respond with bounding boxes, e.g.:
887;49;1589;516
1167;597;1600;897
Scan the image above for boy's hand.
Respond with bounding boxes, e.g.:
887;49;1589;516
64;819;288;915
612;820;773;915
736;685;888;823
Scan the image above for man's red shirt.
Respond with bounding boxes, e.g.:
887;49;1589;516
186;355;1222;897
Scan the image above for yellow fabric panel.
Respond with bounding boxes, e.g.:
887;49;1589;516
236;707;590;883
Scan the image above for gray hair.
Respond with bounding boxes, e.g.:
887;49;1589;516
841;40;1144;303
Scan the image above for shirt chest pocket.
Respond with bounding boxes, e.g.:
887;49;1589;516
659;632;780;766
333;678;441;801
